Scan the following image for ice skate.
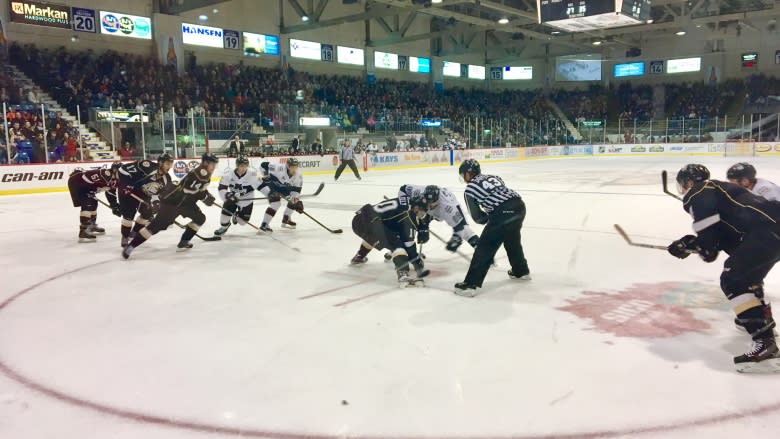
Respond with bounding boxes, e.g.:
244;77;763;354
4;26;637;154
508;270;532;280
734;338;780;373
350;254;368;265
281;215;297;229
121;245;134;260
176;240;194;252
258;223;273;234
454;281;479;297
78;227;96;243
214;224;231;236
398;269;425;288
87;223;105;235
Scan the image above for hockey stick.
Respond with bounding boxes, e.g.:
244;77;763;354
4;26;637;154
613;224;669;250
126;193;222;241
301;210;343;234
247;182;325;201
212;201;302;253
429;229;472;263
661;170;683;201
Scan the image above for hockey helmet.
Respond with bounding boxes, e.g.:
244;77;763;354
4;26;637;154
458;159;481;180
676;164;710;194
726;162;756;182
408;196;429;212
236;155;250;167
423;185;440;205
110;161;122;171
287;157;300;168
157;153;173;164
201;153;219;164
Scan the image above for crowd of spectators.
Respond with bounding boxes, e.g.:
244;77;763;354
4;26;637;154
2;106;84;163
665;80;740;119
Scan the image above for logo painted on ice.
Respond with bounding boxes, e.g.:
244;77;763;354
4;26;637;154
558;282;723;338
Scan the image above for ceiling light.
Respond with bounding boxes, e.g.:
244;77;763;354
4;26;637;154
498;17;509;24
646;19;654;24
431;0;443;3
212;8;219;13
675;30;686;35
198;14;208;21
302;15;309;21
551;30;561;35
592;40;602;45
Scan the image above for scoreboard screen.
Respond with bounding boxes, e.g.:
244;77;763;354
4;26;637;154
538;0;650;32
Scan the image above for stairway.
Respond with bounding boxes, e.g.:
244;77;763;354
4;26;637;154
545;98;582;141
4;65;117;161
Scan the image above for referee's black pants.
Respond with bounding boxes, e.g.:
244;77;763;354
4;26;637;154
464;198;529;287
335;159;360;180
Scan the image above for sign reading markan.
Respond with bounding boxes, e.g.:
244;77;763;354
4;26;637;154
9;0;70;28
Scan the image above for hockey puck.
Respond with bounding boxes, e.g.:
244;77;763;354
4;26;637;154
341;400;349;406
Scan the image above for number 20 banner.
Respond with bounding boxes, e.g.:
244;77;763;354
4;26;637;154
71;7;96;33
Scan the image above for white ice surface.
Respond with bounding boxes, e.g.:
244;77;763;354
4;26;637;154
1;156;779;439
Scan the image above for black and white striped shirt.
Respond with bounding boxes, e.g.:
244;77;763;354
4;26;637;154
465;174;520;215
340;145;355;161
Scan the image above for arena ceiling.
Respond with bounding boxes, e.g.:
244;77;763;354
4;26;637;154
161;0;779;58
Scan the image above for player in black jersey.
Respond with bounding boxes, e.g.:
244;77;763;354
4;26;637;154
350;196;429;285
116;154;174;247
454;159;529;297
669;164;780;372
122;154;218;259
67;164;120;242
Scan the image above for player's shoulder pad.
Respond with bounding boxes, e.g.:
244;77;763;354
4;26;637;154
141;160;152;168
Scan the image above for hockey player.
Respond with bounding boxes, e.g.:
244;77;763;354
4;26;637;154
67;164;120;242
215;156;258;236
668;164;780;372
454;159;530;297
257;157;304;232
727;162;780;202
350;196;429;286
116;153;174;247
398;184;479;251
122;154;219;258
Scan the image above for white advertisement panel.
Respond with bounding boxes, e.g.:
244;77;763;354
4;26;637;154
299;117;330;126
374;51;399;70
468;65;486;80
181;23;223;48
99;11;152;39
290;38;322;60
503;66;533;80
442;61;461;77
667;57;701;74
337;46;364;65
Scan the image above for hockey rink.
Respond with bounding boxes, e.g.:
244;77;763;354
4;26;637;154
1;156;780;439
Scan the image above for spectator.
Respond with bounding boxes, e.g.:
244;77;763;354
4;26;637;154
118;141;135;160
63;132;79;161
311;137;323;156
291;134;300;154
227;135;242;157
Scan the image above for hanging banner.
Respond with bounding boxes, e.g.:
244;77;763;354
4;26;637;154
71;7;96;33
99;10;152;39
158;34;184;74
9;0;70;29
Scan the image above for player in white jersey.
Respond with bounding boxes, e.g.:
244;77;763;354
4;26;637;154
257;157;304;232
727;163;780;202
398;184;480;251
214;156;259;236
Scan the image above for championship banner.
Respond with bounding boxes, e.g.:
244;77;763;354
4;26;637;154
9;0;70;29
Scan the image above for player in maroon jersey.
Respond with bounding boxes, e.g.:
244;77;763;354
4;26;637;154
67;164;120;242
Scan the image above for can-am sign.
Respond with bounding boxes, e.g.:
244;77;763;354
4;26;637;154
181;23;223;48
9;0;70;29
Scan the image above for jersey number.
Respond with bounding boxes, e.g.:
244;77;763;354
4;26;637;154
374;199;399;213
480;177;504;190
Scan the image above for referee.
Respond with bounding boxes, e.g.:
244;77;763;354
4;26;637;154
455;159;530;297
334;139;362;181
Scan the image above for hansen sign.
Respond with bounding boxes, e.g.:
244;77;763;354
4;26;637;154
9;0;70;29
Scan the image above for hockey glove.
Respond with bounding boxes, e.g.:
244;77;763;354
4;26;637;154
150;195;161;215
446;235;463;252
111;203;121;217
291;200;304;213
417;228;430;244
467;235;479;248
698;247;719;263
668;235;698;259
225;191;239;203
202;192;216;206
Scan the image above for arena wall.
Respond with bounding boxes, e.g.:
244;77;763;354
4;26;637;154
3;143;779;196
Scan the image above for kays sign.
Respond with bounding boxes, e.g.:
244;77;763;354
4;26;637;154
10;0;71;29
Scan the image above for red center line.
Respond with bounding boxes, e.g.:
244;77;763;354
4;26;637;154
298;279;374;300
332;287;398;307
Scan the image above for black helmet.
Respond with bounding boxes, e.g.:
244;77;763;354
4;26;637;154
201;153;219;164
727;162;756;181
409;196;428;212
287;157;300;167
459;159;481;178
110;161;122;171
676;164;710;187
236;155;250;166
157;153;173;163
423;185;440;204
